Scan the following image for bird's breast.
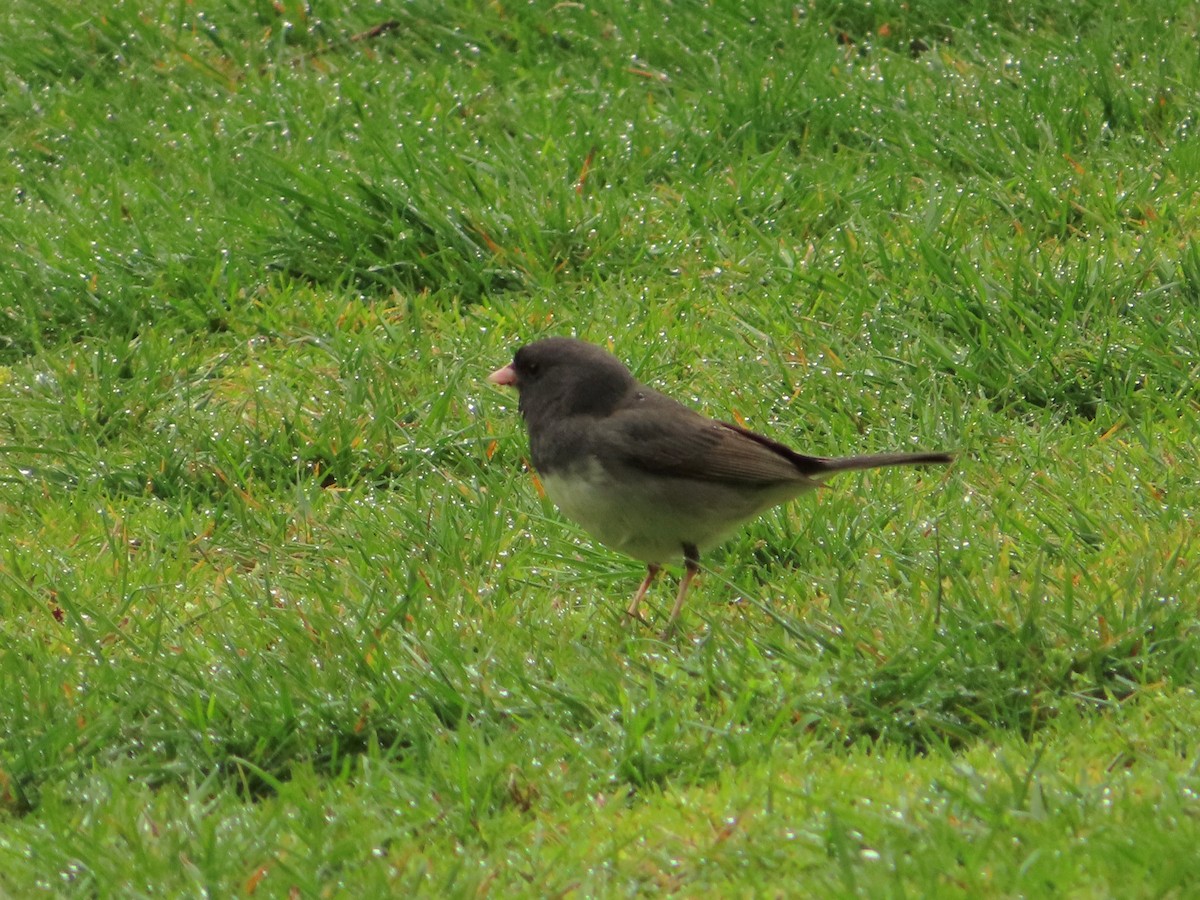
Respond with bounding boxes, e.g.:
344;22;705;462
538;455;813;565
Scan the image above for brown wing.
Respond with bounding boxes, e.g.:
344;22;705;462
593;395;821;486
592;393;952;484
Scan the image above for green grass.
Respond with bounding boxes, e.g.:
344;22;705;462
2;0;1199;894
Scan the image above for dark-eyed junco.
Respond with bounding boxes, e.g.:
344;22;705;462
489;337;953;637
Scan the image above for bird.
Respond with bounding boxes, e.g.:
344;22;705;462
487;336;953;637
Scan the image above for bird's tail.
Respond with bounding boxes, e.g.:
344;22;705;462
812;451;954;474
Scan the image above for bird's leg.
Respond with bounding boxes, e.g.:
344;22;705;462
625;564;660;624
659;544;700;639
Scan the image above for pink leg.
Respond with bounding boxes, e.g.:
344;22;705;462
660;546;700;639
626;564;660;623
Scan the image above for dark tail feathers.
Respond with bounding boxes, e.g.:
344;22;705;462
812;451;954;474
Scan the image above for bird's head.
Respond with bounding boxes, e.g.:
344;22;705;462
488;337;637;426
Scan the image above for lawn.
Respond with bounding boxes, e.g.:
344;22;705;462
1;0;1198;895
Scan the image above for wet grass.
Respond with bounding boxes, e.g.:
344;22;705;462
2;0;1199;895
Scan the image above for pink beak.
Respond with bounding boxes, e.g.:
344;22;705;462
487;363;517;386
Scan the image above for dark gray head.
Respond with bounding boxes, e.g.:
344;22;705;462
488;337;637;429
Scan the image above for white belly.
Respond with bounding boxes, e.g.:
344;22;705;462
539;458;812;564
